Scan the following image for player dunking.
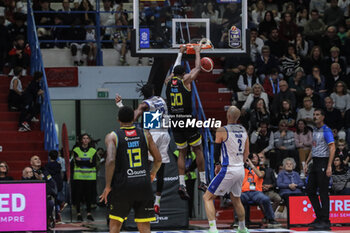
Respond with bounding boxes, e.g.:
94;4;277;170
115;83;170;215
99;106;162;233
203;106;249;233
165;45;207;199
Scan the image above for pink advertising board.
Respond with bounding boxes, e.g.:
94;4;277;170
0;182;47;231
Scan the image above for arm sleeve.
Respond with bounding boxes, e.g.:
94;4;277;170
324;127;335;144
276;172;289;189
285;132;296;150
250;131;259;144
294;133;302;148
237;75;247;91
264;132;275;152
274;132;282;148
242;95;252;110
172;53;183;72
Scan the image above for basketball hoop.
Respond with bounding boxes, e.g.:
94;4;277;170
182;38;214;54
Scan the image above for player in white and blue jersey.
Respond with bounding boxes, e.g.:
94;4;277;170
304;108;335;230
203;106;249;233
115;83;170;215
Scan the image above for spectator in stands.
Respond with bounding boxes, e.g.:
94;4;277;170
18;71;44;132
304;9;326;44
252;0;266;26
8;67;23;111
250;28;264;62
294;119;313;177
241;153;281;227
265;28;288;58
297;97;315;127
8;35;30;76
248;98;270;133
272;120;299;171
289;67;306;105
85;20;97;65
304;85;322;108
326;63;347;94
30;155;57;196
72;133;97;221
324;0;344;27
295;33;309;58
344;105;350;145
324;47;347;77
45;151;63;198
271;80;296;117
320;26;342;57
309;0;327;17
338;0;350;13
306;66;327;99
100;0;116;46
279;12;298;43
258;153;281;212
113;16;131;65
201;1;219;24
51;14;67;49
263;68;280;100
237;64;259;94
22;166;35;180
0;161;13;180
331;155;350;194
79;0;95;25
296;7;309;29
335;139;350;165
324;96;344;137
258;11;277;41
241;83;269;115
277;157;304;203
276;100;296;129
251;121;275;158
303;46;324;75
330;81;350;114
7;12;27;46
255;45;279;81
35;0;55;48
280;44;301;79
222;3;241;32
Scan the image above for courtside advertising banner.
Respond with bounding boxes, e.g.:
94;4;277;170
0;182;47;231
288;195;350;225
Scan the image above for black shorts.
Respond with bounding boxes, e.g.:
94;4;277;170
172;126;202;149
108;190;155;223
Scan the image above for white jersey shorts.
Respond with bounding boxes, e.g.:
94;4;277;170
207;166;245;197
148;131;171;163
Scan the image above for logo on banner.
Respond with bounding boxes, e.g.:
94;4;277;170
140;28;150;48
228;26;241;48
144;111;162;129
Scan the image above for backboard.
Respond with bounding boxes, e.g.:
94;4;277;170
131;0;248;57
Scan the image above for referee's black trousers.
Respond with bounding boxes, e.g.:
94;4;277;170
306;157;330;223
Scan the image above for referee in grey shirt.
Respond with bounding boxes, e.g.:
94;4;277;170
304;108;335;230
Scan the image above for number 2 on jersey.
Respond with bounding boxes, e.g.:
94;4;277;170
128;148;142;168
237;139;242;152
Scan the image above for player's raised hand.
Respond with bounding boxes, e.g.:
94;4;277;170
179;45;186;54
115;93;122;103
193;45;201;52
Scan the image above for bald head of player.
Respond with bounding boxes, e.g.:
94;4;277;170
227;106;241;124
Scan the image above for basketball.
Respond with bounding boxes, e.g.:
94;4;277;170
200;57;214;72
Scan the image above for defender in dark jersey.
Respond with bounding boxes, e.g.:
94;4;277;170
100;106;162;233
164;45;207;200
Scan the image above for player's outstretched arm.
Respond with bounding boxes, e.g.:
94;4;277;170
184;45;201;85
134;102;149;122
147;131;162;181
115;93;149;122
165;46;186;85
99;132;117;204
